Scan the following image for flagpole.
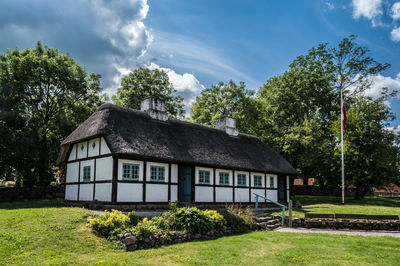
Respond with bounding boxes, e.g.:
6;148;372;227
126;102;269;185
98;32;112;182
341;87;345;204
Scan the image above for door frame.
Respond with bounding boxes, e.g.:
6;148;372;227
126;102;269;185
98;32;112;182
178;164;195;203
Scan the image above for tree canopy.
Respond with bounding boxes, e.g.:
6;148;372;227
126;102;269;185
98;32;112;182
112;68;185;118
0;41;105;186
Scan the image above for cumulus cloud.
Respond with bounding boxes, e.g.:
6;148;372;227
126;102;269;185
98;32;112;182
391;2;400;20
147;63;206;110
0;0;153;95
391;27;400;42
352;0;383;26
355;73;400;99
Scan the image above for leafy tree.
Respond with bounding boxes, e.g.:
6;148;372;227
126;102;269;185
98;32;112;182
331;93;400;199
0;41;105;186
190;81;258;134
112;68;185;118
256;35;395;189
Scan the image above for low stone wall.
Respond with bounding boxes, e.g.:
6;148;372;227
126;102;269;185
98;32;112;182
286;218;400;231
0;185;65;202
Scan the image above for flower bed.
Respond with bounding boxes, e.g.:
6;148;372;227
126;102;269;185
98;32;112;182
87;202;257;251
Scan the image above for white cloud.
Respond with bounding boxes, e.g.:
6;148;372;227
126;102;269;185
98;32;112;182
147;63;206;110
360;73;400;98
352;0;383;26
391;27;400;42
391;2;400;20
325;2;335;11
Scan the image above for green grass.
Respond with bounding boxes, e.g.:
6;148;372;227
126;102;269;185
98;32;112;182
270;195;400;218
1;199;400;265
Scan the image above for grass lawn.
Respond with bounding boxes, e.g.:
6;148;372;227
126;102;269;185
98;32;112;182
270;195;400;218
1;199;400;265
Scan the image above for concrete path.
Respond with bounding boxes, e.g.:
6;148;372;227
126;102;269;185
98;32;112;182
276;227;400;238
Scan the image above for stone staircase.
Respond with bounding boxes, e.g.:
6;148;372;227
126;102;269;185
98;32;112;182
254;213;282;230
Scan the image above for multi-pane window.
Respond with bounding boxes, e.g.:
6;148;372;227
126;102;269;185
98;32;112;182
254;175;262;187
270;176;275;188
122;163;139;180
219;172;229;185
83;166;91;181
237;174;247;186
199;170;210;184
150;166;165;181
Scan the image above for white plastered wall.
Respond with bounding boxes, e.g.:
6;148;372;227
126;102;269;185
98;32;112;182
171;185;178;202
251;189;265;202
266;189;278;202
95;183;112;202
80;159;95;182
234;188;249;202
88;138;100;157
100;137;111;155
117;183;142;202
235;171;249;187
146;184;168;202
79;184;93;201
171;164;178;183
68;145;76;161
195;186;213;202
96;157;113;181
215;187;233;202
65;184;78;200
66;162;79;183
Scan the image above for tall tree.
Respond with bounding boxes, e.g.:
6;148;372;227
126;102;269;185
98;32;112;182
0;41;105;186
112;68;185;118
190;81;258;134
331;93;400;199
256;35;395;187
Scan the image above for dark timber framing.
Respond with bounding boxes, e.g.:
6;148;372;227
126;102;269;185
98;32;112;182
93;158;97;200
232;170;235;203
142;160;147;202
168;163;171;201
248;171;251;203
77;161;81;200
111;156;118;203
213;168;216;203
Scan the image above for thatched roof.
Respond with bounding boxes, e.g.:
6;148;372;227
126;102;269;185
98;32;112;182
57;104;297;175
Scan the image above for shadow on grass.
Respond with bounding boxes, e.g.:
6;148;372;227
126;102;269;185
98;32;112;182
0;198;64;210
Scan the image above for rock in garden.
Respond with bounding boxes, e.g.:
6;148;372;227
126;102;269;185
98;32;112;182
123;236;137;246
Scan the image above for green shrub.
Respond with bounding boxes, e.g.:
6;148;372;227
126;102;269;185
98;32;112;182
219;204;256;232
127;211;140;226
87;209;133;237
164;206;214;234
204;210;227;229
130;218;160;236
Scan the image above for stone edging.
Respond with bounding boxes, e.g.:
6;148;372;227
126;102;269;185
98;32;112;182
286;217;400;231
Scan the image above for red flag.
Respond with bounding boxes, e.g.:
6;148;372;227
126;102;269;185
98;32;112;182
341;89;346;132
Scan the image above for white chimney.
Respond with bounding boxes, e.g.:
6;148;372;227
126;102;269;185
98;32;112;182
215;117;238;136
141;97;168;121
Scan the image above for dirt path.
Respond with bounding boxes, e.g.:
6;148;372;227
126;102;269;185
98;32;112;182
276;227;400;238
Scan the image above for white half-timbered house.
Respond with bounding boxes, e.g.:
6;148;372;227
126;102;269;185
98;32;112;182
56;97;297;206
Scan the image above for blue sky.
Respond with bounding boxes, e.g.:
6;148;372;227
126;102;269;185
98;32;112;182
1;0;400;124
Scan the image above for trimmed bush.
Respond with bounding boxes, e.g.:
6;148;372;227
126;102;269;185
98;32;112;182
204;210;227;229
87;209;139;237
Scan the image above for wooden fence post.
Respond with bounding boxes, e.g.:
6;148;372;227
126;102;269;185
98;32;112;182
288;200;293;228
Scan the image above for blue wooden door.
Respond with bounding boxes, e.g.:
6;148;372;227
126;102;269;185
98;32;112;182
179;166;192;202
278;175;287;203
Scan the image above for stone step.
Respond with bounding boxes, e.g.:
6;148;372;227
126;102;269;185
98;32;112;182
255;213;273;218
257;220;280;227
266;224;280;230
256;216;274;222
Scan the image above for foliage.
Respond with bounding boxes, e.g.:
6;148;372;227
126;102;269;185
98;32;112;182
129;217;160;237
254;35;398;190
204;210;227;229
87;210;139;237
164;206;214;234
331;95;400;198
219;204;256;232
190;80;259;134
112;68;185;118
0;41;105;185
